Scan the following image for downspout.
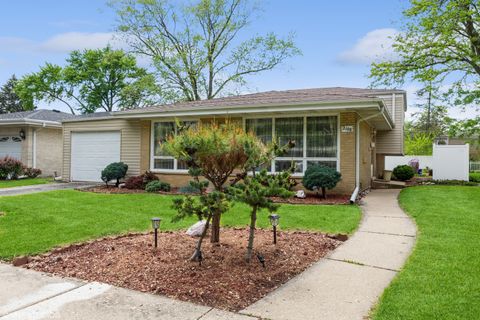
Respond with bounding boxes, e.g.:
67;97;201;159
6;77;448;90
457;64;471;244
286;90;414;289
349;106;386;204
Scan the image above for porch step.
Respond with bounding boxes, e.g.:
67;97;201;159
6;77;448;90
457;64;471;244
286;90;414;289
372;179;406;189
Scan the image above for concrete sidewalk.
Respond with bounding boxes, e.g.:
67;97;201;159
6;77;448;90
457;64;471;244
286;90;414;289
0;182;94;197
0;263;257;320
241;189;416;320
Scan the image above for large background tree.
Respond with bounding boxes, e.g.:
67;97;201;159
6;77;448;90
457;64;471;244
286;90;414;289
15;47;161;114
0;75;33;114
111;0;300;101
370;0;480;107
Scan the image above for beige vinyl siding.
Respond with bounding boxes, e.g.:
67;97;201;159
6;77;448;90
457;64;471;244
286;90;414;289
376;93;405;155
63;119;142;181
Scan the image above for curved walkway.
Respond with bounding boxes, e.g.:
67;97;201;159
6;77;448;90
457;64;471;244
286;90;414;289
241;189;417;320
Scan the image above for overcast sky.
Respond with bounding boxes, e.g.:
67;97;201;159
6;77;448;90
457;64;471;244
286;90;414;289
0;0;478;120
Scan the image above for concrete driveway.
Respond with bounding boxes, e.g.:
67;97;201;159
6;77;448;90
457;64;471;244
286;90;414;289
0;182;95;197
0;264;257;320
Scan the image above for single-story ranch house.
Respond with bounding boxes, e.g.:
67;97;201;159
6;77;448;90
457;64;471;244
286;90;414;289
0;109;75;176
61;87;406;195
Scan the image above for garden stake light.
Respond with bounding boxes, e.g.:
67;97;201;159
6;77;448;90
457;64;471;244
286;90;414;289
268;214;280;244
151;217;161;249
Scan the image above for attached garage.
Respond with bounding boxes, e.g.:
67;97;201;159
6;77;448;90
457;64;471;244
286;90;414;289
0;136;22;159
70;131;121;182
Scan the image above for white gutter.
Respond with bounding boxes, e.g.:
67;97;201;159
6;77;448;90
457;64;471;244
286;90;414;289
350;106;386;204
0;119;62;128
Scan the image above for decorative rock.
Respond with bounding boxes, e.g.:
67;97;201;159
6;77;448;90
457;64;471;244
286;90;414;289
12;256;30;266
119;183;126;189
295;190;306;199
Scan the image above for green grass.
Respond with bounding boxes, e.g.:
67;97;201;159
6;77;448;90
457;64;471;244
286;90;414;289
0;178;52;188
0;190;361;260
372;186;480;320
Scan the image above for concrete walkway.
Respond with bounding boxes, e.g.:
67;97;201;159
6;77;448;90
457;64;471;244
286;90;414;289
0;263;257;320
0;182;94;196
240;189;416;320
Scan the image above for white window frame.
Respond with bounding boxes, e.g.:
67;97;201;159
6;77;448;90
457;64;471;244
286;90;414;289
150;114;341;176
150;119;198;173
243;114;340;177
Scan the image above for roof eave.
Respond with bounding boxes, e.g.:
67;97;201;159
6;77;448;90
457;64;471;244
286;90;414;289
111;99;388;119
0;119;62;128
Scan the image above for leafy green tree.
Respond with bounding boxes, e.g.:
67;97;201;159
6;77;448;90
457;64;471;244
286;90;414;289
111;0;300;101
15;47;161;114
370;0;480;107
0;75;33;114
404;131;435;155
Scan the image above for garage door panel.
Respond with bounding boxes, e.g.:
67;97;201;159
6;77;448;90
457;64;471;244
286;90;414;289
0;136;22;160
71;131;121;182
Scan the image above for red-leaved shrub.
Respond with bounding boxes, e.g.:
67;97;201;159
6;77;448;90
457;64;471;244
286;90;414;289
0;156;24;180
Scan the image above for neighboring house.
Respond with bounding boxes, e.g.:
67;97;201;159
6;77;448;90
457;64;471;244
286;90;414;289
61;87;407;195
0;110;75;177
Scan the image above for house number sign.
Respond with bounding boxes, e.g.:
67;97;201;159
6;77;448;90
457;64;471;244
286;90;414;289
341;125;354;133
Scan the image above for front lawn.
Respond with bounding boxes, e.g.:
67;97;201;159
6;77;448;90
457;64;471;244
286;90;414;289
0;178;52;189
372;186;480;320
0;190;361;260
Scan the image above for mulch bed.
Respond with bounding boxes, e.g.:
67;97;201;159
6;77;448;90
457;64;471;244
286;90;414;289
25;229;340;311
82;186;351;204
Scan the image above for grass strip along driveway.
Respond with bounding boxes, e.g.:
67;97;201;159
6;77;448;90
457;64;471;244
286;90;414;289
0;190;361;260
0;178;51;189
372;186;480;320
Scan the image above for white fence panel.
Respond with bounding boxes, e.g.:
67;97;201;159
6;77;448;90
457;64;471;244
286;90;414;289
385;155;433;171
432;144;469;181
384;144;469;181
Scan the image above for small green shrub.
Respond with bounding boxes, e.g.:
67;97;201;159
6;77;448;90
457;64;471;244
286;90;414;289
469;172;480;183
392;165;415;181
302;165;341;199
145;180;171;192
429;180;478;186
0;156;24;180
178;184;201;194
101;162;128;187
24;167;42;178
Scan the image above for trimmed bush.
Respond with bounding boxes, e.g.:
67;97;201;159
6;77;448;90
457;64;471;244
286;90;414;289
392;165;415;181
101;162;128;187
124;175;144;189
469;172;480;183
145;180;171;192
0;156;24;180
302;165;341;199
24;167;42;178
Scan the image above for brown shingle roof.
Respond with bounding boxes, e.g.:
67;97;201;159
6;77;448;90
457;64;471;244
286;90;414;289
116;87;405;115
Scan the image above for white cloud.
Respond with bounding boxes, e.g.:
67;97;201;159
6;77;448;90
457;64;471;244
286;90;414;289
0;32;126;54
337;28;398;65
39;32;124;52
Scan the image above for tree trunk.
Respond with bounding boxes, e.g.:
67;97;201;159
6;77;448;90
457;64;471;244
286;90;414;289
190;215;212;262
245;206;258;263
322;187;327;199
210;212;220;243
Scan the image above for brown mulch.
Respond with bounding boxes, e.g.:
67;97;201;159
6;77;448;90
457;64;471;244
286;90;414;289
82;186;350;204
25;229;340;311
270;194;350;205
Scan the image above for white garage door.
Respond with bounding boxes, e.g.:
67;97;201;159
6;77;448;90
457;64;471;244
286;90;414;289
71;131;121;182
0;136;22;160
